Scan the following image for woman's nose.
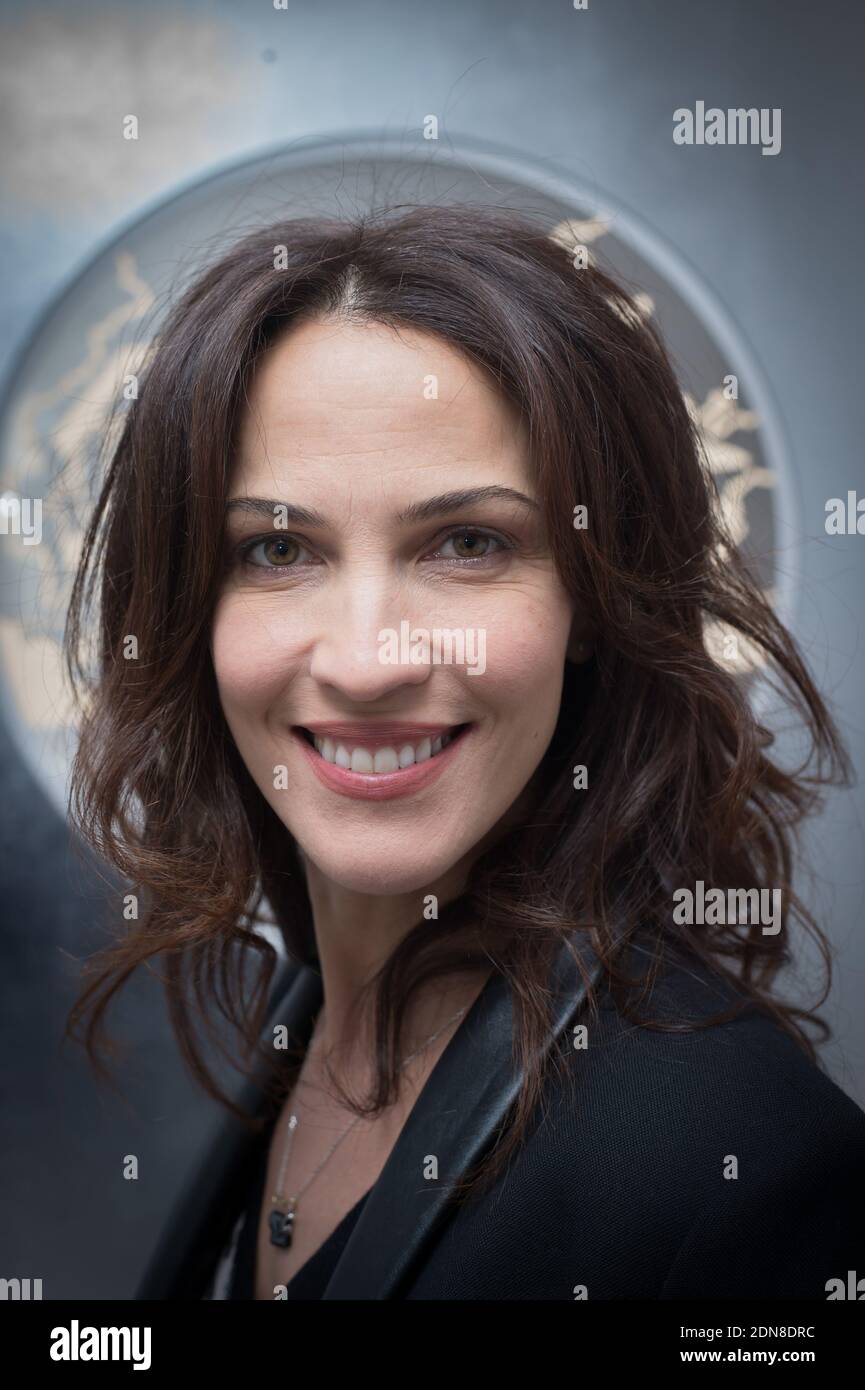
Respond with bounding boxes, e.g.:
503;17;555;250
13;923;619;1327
308;584;432;701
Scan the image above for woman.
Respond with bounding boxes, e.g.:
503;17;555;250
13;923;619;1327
64;205;865;1300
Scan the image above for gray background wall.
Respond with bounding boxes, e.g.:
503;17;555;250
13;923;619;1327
1;0;863;1299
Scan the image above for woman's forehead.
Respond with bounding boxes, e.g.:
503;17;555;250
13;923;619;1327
232;317;530;497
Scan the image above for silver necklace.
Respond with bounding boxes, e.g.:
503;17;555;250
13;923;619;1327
268;1004;468;1248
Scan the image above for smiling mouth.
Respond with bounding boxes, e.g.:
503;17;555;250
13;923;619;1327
296;723;470;775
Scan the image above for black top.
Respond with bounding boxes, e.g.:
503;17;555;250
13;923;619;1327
226;1130;371;1299
140;940;865;1301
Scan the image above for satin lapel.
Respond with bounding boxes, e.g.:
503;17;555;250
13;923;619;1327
137;959;323;1299
322;935;605;1300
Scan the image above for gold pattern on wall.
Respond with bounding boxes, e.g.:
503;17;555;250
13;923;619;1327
1;251;155;733
551;216;775;675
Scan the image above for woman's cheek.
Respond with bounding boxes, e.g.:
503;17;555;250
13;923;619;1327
480;601;570;697
211;597;296;707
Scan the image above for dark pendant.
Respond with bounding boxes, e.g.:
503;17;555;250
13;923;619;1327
269;1207;295;1248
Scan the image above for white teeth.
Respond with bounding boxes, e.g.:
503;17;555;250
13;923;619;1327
373;747;399;773
309;730;456;773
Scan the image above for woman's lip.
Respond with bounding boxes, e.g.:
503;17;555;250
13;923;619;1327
292;724;472;801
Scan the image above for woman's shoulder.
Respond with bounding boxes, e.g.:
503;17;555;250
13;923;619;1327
417;942;863;1299
579;940;865;1143
525;942;865;1297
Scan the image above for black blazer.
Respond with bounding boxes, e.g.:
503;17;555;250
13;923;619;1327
137;936;865;1300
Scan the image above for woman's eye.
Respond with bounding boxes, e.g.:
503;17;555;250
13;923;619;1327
236;535;311;569
231;527;510;573
432;529;509;562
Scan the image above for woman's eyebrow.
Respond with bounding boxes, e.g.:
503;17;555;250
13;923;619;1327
397;487;540;523
224;486;539;528
224;498;329;526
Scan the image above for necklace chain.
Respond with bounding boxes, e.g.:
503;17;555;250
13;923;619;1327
267;1003;468;1244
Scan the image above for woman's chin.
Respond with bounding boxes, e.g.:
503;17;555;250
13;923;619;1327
298;846;461;899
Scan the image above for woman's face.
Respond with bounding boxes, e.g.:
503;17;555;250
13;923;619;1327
211;317;583;896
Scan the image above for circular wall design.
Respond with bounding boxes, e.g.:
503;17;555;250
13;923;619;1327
0;132;794;817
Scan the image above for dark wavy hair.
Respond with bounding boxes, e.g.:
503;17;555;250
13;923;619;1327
63;204;851;1201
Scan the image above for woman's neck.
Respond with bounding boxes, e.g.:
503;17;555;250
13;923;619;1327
300;853;487;1071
